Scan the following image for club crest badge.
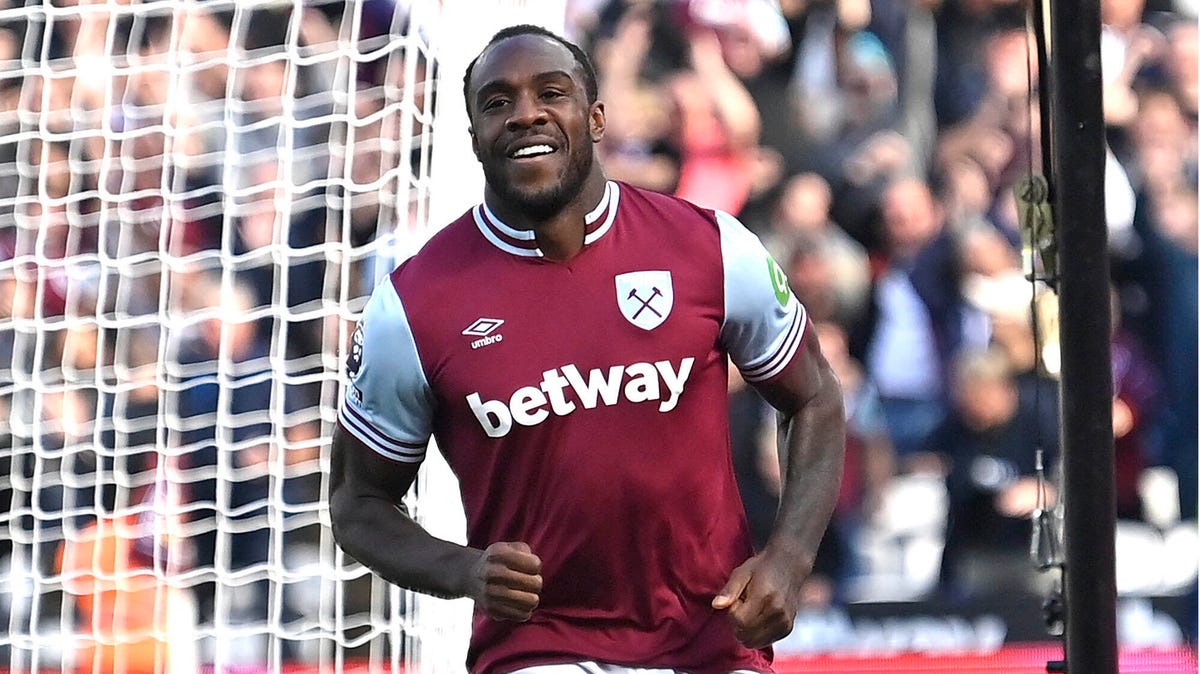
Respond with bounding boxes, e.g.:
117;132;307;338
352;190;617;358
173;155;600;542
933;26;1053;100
615;271;673;330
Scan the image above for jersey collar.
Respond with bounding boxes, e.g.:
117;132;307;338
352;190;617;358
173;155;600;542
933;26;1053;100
472;181;620;258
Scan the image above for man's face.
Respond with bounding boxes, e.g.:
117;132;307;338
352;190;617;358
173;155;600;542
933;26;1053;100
956;377;1018;431
882;180;941;253
467;35;603;219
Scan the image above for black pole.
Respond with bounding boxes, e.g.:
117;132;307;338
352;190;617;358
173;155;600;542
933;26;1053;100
1045;0;1119;671
1033;0;1053;182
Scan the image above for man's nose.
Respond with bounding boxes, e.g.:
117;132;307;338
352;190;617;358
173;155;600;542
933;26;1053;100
505;93;548;130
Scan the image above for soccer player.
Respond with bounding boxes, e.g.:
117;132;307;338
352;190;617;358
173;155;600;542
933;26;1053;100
328;24;846;674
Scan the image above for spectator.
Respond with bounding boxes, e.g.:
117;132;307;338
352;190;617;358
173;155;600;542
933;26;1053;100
1102;0;1166;129
591;5;682;193
669;24;765;215
935;25;1038;221
1109;292;1162;520
933;347;1059;600
854;177;985;465
173;274;275;640
814;31;915;248
785;234;842;326
985;290;1063;478
1139;184;1198;522
937;157;1001;236
1163;20;1197;117
765;172;871;325
932;0;1025;127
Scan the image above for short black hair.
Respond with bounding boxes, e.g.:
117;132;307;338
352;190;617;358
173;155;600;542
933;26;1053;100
462;24;599;119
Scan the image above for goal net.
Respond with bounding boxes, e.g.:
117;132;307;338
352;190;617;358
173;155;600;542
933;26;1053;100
0;1;563;672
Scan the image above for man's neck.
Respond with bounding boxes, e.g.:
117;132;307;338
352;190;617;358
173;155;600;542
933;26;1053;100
485;168;609;261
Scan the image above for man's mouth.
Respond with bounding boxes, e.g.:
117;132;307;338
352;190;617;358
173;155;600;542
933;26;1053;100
508;144;556;159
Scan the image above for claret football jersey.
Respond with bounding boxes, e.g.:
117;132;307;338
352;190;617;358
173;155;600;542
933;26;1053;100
339;181;808;674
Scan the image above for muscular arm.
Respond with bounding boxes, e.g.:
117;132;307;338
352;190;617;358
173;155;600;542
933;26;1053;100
758;331;847;571
713;331;846;648
329;424;542;619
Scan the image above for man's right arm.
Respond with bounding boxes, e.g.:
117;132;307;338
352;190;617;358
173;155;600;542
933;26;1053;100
328;422;543;621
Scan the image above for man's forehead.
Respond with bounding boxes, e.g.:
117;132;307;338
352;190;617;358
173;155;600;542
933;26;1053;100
471;34;580;88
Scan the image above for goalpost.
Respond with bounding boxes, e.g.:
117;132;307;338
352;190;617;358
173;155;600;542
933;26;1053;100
0;1;563;672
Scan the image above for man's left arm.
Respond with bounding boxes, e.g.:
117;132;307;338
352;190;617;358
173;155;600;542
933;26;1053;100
713;330;846;649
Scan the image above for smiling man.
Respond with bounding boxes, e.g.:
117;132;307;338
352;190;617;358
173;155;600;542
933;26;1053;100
328;25;846;674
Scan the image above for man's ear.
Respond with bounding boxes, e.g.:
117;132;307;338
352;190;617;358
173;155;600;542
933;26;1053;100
589;101;606;143
469;126;481;160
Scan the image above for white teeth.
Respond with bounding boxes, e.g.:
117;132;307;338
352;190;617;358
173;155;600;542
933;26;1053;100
512;144;554;158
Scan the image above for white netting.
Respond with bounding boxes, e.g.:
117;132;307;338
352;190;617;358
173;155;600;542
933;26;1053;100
0;1;562;672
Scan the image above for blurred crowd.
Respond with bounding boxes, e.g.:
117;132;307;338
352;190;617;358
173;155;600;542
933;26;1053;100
566;0;1196;613
0;0;1195;664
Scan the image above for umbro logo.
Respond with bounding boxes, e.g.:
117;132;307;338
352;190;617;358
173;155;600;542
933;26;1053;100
463;317;505;349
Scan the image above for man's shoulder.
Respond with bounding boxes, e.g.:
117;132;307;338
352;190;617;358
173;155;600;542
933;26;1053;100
389;209;482;288
617;181;719;226
417;208;482;262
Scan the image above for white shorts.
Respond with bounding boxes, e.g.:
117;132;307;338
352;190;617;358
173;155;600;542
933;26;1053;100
509;663;763;674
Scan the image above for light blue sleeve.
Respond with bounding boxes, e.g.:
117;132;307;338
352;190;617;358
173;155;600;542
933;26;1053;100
337;280;434;463
716;210;808;383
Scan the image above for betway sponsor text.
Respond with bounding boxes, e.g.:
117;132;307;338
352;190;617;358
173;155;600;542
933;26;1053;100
467;358;695;437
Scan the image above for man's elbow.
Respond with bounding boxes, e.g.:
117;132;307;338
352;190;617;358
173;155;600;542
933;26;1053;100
789;366;845;421
823;376;847;424
327;476;370;555
328;486;353;549
813;362;846;418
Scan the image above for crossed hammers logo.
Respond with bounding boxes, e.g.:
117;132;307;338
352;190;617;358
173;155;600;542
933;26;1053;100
628;286;663;319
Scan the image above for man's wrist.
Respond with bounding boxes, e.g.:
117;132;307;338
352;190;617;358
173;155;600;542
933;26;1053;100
445;545;487;601
761;536;817;573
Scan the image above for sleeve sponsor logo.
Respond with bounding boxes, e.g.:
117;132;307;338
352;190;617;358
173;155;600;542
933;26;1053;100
768;255;790;307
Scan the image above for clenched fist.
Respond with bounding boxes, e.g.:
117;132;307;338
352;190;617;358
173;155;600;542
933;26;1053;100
711;552;809;649
469;541;543;622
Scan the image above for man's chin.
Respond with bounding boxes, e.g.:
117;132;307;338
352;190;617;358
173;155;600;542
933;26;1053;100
502;184;569;220
485;154;591;220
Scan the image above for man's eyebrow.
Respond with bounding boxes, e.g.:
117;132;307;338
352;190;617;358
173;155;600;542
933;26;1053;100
531;70;576;83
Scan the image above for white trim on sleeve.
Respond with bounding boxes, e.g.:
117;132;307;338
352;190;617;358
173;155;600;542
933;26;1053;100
338;404;427;463
740;303;807;382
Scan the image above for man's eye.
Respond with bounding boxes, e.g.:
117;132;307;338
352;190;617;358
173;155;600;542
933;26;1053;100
542;90;565;99
482;98;508;111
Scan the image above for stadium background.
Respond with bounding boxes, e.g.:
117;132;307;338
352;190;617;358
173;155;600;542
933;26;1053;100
0;0;1196;672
